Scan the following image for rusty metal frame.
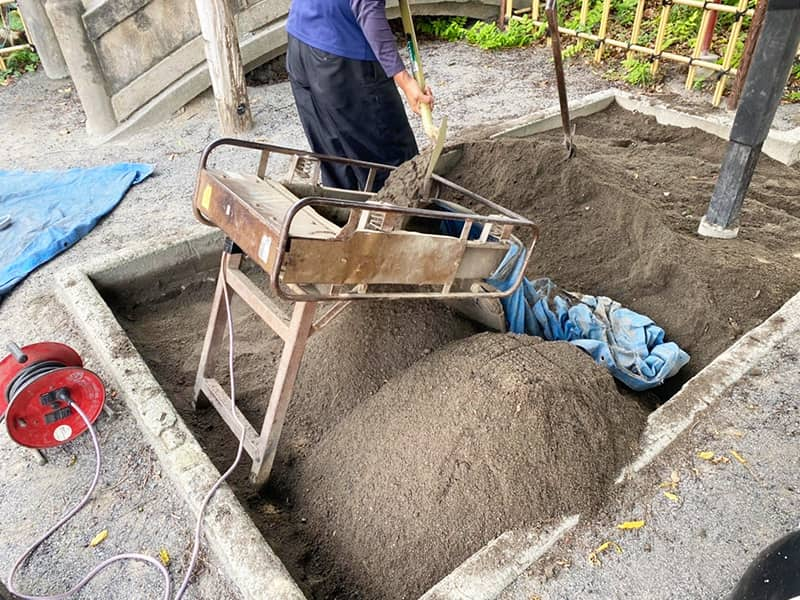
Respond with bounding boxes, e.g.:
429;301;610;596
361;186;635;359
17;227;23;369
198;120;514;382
194;138;540;303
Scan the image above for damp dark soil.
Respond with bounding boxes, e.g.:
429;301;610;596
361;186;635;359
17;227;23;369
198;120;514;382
108;106;800;599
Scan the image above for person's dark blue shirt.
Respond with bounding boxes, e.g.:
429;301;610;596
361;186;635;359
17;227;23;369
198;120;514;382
287;0;405;77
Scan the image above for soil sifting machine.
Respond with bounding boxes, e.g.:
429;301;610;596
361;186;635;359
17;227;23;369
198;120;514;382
191;139;539;487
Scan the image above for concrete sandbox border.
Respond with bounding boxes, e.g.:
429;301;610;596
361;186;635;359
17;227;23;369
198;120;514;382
56;93;800;599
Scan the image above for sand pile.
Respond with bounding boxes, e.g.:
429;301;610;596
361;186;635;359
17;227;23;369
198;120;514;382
297;333;647;599
435;107;800;385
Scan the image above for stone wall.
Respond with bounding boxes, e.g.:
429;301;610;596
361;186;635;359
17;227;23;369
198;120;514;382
19;0;501;141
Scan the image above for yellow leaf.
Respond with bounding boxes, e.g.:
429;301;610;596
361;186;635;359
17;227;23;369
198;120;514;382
89;530;108;547
658;481;677;489
159;548;171;567
697;451;715;461
616;520;645;530
663;491;680;503
730;450;747;464
588;541;623;564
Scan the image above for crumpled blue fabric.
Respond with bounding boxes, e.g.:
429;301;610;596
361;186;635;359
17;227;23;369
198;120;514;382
0;163;154;297
486;245;690;391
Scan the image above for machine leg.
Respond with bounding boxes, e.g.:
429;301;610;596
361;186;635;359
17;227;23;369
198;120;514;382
250;301;316;487
194;248;242;409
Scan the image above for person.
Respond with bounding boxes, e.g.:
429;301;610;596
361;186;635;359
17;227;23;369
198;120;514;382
285;0;434;192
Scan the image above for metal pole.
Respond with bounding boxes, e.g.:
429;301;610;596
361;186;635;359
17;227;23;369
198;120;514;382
698;0;800;239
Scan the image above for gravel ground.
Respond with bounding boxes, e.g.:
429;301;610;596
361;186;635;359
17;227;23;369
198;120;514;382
1;37;798;599
498;328;800;599
0;40;607;599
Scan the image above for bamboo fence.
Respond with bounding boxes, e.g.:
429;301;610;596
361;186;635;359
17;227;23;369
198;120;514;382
0;0;31;72
505;0;768;106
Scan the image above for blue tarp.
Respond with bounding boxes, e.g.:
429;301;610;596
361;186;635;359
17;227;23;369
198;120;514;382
0;163;154;297
486;245;690;391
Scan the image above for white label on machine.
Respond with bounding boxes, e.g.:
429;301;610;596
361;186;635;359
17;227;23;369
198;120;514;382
258;235;272;263
53;424;72;442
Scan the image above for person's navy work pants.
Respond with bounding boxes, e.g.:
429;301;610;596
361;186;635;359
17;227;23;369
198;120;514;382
286;35;418;192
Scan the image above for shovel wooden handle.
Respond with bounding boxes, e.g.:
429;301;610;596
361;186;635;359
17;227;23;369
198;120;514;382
398;0;437;140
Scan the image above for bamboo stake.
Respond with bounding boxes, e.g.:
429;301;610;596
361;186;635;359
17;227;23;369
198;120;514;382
593;0;613;62
686;8;714;90
650;0;674;76
712;0;750;106
628;0;647;61
727;0;767;110
532;0;540;22
579;0;591;30
506;0;515;23
575;0;590;50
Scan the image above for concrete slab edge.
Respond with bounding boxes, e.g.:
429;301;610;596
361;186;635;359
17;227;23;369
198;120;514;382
618;287;800;480
494;88;800;166
490;89;617;140
421;516;580;600
54;231;306;600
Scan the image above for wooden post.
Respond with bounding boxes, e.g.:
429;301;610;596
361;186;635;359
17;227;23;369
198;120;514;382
195;0;253;135
727;0;768;111
699;1;800;239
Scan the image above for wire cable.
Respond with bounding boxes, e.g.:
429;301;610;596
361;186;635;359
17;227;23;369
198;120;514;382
175;263;246;599
6;401;172;600
6;263;246;599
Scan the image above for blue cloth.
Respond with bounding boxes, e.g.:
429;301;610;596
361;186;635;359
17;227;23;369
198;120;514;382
288;0;404;77
0;163;154;297
486;247;690;390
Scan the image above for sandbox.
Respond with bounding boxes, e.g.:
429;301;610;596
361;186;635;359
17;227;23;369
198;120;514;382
57;93;800;600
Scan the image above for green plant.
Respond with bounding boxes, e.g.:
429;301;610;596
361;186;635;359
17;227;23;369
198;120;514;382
416;16;467;41
562;41;585;59
785;91;800;103
0;48;39;84
622;57;653;86
614;0;639;27
564;0;604;34
8;8;24;32
791;61;800;80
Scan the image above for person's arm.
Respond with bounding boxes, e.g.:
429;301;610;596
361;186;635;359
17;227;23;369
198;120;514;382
349;0;434;114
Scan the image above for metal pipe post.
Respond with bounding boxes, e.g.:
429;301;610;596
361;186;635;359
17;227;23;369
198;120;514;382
698;0;800;239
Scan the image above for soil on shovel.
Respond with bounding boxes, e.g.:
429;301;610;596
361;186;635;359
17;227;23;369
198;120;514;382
110;106;800;600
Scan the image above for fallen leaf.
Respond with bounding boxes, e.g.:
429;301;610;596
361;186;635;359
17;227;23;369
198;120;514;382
658;481;678;489
159;548;171;567
616;520;645;530
711;455;730;465
730;450;747;464
68;455;77;467
588;541;623;564
697;451;715;461
670;469;680;483
664;491;680;503
89;530;108;547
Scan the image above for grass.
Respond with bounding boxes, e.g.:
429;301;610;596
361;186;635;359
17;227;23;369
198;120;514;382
417;15;545;49
0;48;39;85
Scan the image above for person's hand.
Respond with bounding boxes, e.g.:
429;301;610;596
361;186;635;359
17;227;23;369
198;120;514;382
394;70;434;114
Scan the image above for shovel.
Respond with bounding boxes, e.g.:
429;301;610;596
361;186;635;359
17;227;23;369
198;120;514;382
398;0;448;194
545;0;576;158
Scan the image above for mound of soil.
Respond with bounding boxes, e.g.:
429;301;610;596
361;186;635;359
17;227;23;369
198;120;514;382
436;106;800;388
297;333;647;599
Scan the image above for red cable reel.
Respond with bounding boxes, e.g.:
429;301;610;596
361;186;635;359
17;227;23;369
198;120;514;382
0;342;105;448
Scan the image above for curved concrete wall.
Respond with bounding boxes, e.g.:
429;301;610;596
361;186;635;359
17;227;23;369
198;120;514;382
22;0;501;141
